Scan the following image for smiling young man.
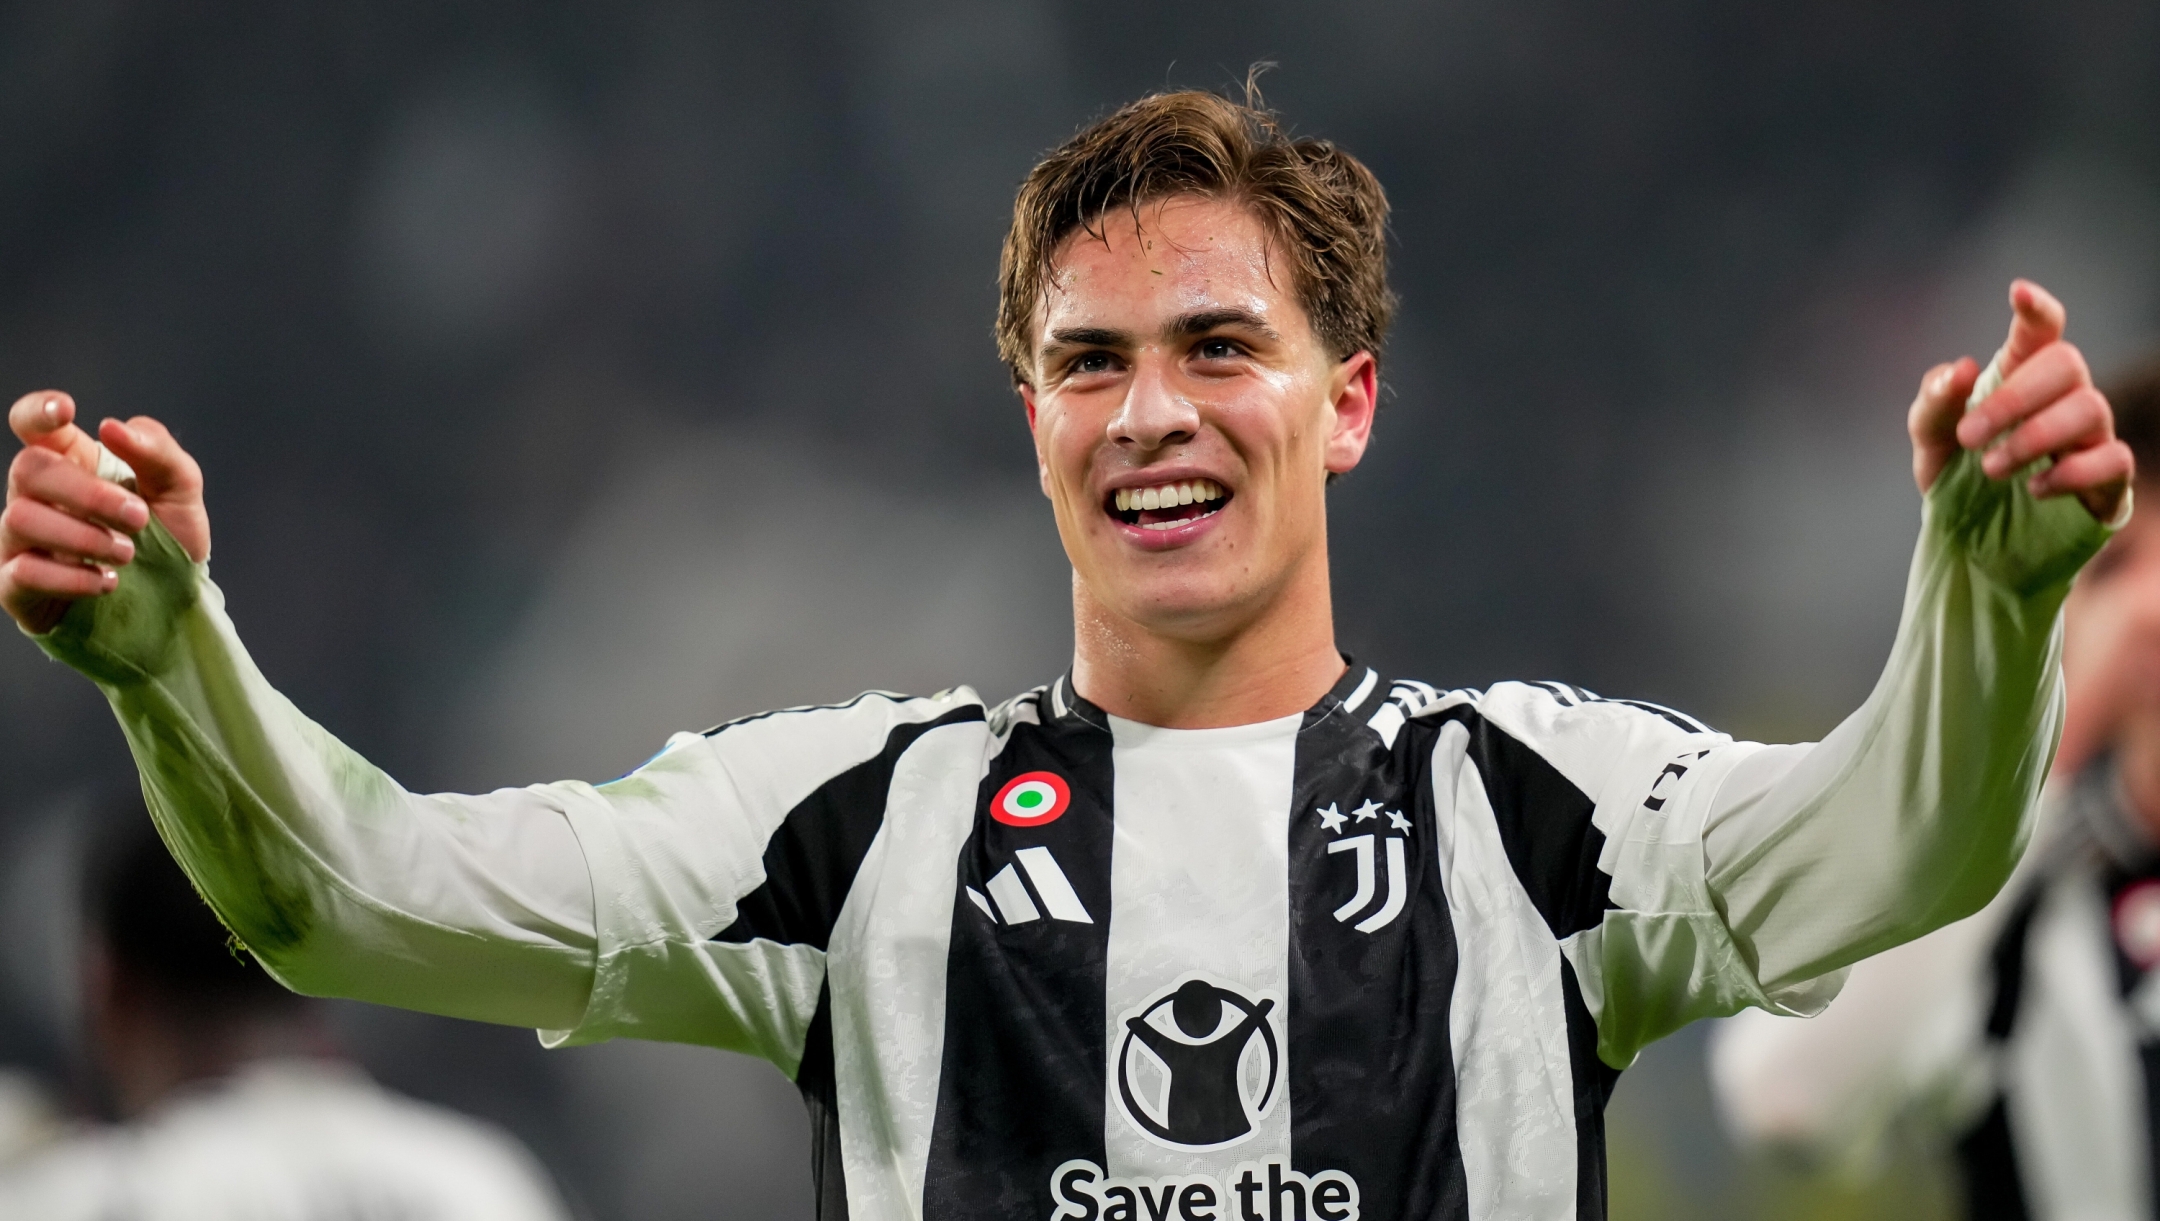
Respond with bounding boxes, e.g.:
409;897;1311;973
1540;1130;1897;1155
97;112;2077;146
0;91;2137;1221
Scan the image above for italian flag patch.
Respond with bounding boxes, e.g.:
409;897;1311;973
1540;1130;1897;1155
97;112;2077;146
992;771;1071;826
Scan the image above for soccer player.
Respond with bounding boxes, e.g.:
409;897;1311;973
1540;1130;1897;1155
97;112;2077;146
1713;361;2160;1221
0;793;572;1221
0;90;2136;1221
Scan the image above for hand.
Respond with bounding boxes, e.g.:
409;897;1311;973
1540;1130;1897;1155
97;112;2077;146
2;391;209;635
1907;279;2133;523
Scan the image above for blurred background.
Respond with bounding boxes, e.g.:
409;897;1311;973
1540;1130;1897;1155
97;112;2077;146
1;1;2156;1217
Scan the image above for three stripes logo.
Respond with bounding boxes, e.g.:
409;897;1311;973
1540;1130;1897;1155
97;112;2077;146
969;770;1093;926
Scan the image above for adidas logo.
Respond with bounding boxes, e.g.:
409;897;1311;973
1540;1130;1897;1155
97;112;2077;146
965;846;1093;925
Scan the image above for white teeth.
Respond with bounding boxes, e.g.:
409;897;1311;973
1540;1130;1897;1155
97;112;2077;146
1111;478;1227;517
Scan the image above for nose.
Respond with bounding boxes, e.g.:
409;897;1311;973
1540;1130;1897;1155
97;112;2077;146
1107;361;1199;453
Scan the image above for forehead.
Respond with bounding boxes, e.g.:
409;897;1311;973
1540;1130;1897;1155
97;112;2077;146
1036;196;1310;340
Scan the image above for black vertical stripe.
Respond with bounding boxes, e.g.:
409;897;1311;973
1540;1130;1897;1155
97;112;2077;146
1955;1099;2031;1221
1451;708;1613;939
714;706;984;948
1561;961;1620;1221
794;983;851;1220
1953;879;2045;1221
1285;704;1469;1219
922;713;1117;1216
1982;888;2045;1041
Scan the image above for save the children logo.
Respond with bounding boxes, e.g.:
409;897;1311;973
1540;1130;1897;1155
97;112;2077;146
1113;976;1281;1150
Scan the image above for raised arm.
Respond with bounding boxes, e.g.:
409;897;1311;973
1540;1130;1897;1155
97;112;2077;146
1694;281;2127;996
4;392;600;1030
5;392;981;1070
1558;283;2129;1068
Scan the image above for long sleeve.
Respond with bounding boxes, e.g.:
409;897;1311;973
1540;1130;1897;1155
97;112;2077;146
30;520;603;1031
1695;442;2112;995
1546;438;2114;1068
27;514;982;1069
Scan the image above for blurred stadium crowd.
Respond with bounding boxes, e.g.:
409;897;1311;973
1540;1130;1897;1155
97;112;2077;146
2;2;2158;1218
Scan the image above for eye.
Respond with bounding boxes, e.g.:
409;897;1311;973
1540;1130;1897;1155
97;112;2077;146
1070;351;1118;377
1195;337;1243;361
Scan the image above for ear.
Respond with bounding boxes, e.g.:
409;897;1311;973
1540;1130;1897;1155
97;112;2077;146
1323;351;1378;476
1019;382;1052;497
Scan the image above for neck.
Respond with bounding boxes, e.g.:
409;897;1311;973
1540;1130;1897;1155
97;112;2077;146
102;1006;336;1119
1069;553;1346;729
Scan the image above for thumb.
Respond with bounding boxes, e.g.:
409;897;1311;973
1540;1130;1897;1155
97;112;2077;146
8;391;102;471
1999;279;2065;374
98;416;210;562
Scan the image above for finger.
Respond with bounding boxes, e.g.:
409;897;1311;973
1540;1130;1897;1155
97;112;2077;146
0;497;135;566
1909;357;1980;493
7;391;96;461
1981;385;2111;480
1909;359;1979;442
1957;340;2091;451
2001;279;2066;372
6;447;151;533
0;551;118;601
99;416;201;500
99;415;209;562
2028;438;2132;507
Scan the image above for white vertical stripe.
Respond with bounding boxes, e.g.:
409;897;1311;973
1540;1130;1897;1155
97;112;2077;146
1016;847;1094;923
2010;874;2149;1219
1431;720;1578;1220
1103;713;1300;1180
827;722;982;1220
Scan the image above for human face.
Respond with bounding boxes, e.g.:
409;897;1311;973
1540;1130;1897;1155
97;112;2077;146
2066;483;2160;717
1020;196;1377;643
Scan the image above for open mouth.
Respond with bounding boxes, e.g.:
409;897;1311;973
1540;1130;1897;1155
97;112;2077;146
1105;478;1231;531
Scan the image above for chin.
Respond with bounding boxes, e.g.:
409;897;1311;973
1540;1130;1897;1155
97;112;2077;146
1099;573;1266;641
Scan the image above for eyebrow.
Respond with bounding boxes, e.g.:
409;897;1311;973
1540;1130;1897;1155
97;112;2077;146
1041;326;1127;361
1166;308;1280;342
1039;309;1283;363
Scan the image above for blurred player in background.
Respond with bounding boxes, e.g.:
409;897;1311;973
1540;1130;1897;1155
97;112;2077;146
0;792;574;1221
1714;360;2160;1221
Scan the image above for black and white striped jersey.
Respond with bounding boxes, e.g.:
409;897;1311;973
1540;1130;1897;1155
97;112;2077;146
40;451;2103;1221
563;664;1754;1221
1955;768;2160;1221
1717;764;2160;1221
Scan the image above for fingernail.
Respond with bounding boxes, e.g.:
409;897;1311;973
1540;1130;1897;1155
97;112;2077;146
101;568;117;589
1932;368;1953;396
123;496;147;521
122;424;146;447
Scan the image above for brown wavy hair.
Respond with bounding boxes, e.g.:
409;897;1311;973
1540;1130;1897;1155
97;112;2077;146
996;82;1394;386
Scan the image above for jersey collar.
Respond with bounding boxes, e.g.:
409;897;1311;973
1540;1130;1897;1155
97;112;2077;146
1044;655;1382;735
